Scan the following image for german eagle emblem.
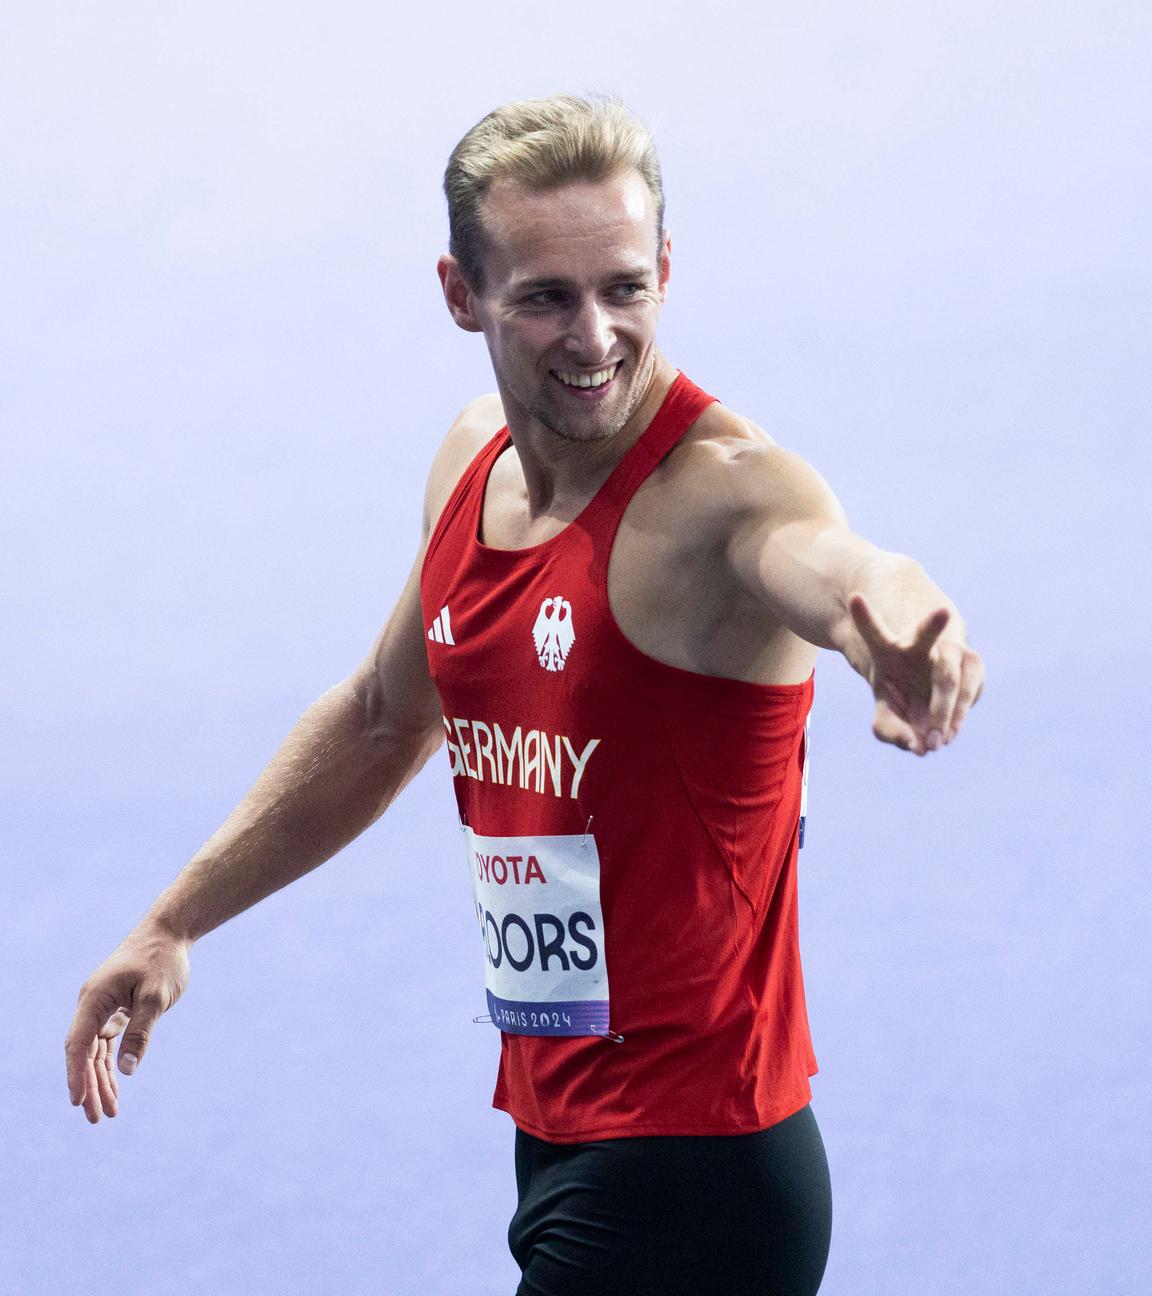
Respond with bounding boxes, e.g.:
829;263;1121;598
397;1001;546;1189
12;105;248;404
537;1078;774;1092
532;596;576;671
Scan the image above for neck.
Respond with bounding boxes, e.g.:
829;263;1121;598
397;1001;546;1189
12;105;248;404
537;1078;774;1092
499;350;680;517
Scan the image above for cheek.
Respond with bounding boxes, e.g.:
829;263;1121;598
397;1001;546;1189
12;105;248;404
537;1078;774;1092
497;317;548;350
619;303;659;334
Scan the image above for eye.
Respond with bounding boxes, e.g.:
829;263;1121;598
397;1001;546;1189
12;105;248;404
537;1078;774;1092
611;283;644;299
525;289;564;306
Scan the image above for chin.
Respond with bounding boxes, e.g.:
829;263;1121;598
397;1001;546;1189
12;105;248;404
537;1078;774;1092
539;402;629;444
536;414;616;444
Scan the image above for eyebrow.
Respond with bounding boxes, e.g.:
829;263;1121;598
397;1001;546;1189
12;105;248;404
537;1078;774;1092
509;266;653;294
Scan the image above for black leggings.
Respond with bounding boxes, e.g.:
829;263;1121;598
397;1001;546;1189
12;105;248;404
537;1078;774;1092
508;1103;832;1296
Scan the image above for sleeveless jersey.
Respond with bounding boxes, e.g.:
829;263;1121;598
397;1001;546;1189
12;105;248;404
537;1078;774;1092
420;371;818;1142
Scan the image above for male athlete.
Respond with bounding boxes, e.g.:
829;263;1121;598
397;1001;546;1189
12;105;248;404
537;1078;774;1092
66;95;984;1295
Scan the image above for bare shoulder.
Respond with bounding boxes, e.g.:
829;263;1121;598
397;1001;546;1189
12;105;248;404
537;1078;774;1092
669;401;848;531
423;393;506;533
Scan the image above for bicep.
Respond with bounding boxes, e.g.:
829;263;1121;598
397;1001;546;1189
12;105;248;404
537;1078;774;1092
341;440;454;741
724;448;878;648
346;538;444;741
343;395;503;741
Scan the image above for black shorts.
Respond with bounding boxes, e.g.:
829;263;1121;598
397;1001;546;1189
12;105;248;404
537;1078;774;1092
508;1103;832;1296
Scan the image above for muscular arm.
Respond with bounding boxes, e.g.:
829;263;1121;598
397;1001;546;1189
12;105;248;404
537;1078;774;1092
724;443;985;754
145;556;444;947
65;395;502;1120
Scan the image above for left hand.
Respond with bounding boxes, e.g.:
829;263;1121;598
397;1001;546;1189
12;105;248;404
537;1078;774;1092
849;592;985;756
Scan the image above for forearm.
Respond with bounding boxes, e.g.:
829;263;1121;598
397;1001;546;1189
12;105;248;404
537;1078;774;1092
139;681;444;944
829;552;963;680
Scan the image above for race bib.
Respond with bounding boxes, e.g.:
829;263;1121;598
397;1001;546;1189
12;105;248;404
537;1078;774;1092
462;827;611;1038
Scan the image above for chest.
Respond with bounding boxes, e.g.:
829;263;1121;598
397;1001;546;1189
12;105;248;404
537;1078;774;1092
478;448;733;661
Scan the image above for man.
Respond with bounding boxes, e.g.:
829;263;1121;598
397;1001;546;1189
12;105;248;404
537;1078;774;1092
66;94;984;1295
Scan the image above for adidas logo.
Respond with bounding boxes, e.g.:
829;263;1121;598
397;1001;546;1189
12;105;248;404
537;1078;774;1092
426;605;455;645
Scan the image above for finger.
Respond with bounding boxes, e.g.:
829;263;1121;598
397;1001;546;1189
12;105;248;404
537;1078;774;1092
877;676;912;718
98;1008;131;1047
848;592;895;657
100;1010;129;1104
912;606;952;655
926;645;963;744
94;1037;118;1118
946;650;986;742
106;1045;120;1104
117;991;165;1074
90;1039;110;1121
82;1052;101;1124
872;701;927;756
66;996;108;1106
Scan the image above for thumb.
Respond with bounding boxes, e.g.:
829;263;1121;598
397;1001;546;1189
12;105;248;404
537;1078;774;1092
872;701;925;756
116;990;165;1075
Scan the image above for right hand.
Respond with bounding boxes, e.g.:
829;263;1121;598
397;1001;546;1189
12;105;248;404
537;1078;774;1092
65;923;191;1124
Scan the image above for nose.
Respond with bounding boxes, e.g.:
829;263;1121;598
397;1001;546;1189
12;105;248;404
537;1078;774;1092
564;296;613;362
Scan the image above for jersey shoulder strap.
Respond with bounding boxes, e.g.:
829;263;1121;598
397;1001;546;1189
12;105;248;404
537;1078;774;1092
578;370;719;563
421;425;508;575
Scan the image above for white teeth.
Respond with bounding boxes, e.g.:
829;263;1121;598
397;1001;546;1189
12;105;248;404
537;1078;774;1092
554;363;619;389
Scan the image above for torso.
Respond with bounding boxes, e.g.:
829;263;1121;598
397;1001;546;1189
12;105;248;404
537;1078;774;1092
434;396;818;687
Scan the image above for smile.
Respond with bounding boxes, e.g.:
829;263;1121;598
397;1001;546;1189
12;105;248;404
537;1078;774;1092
550;362;621;390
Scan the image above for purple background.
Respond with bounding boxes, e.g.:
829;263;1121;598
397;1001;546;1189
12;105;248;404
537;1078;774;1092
4;4;1149;1293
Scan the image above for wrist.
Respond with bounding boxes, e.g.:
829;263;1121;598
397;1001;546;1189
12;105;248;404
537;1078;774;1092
829;609;874;682
134;906;198;950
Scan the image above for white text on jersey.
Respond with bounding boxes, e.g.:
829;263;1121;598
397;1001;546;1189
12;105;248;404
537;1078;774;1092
443;716;601;799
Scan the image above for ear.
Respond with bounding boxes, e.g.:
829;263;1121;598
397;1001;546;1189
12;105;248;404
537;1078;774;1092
657;229;671;303
437;255;484;333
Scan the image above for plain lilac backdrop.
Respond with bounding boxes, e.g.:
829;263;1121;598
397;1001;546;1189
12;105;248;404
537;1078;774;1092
3;3;1148;1294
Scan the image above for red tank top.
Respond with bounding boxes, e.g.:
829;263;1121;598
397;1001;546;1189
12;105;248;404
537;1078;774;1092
420;371;817;1142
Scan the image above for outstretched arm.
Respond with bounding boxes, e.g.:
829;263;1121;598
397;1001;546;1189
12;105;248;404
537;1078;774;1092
725;444;985;756
64;395;503;1123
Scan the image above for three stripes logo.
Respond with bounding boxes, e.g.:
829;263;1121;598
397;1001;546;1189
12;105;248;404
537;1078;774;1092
426;605;455;645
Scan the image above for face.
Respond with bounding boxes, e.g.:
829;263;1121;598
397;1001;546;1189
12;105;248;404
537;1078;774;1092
438;169;671;445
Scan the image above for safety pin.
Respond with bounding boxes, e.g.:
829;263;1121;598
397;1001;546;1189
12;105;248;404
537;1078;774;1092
580;815;594;849
472;1014;493;1024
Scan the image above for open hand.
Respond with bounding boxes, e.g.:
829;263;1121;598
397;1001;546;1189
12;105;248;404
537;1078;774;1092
849;592;984;756
65;926;191;1123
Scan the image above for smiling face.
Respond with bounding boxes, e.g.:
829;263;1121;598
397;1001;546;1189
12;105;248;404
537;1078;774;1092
439;169;671;445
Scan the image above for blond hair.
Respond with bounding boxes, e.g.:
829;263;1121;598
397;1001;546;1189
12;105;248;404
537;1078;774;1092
443;92;665;290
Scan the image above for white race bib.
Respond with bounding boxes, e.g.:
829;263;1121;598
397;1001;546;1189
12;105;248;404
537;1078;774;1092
462;827;611;1038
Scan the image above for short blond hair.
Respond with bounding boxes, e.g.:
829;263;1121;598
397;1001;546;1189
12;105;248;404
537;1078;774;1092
443;92;665;290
